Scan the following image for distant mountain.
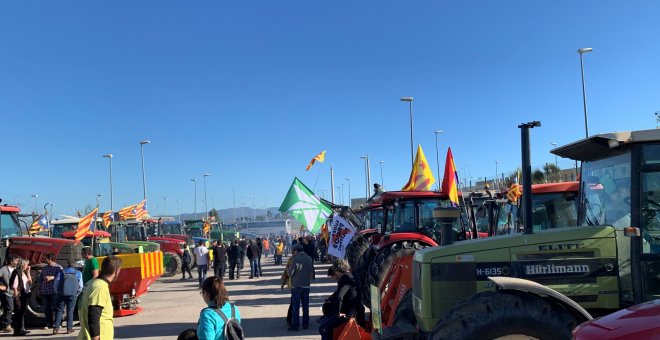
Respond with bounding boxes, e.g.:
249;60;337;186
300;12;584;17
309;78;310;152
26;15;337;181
159;207;285;223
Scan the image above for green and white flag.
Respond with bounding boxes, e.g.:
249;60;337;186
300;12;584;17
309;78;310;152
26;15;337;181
279;177;333;234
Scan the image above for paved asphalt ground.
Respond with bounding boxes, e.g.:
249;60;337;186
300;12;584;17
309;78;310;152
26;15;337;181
8;256;335;340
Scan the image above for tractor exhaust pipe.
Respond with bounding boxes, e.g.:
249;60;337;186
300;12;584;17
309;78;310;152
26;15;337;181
519;121;541;235
434;207;461;246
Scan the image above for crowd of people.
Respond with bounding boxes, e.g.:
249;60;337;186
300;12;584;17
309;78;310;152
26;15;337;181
0;248;121;339
0;231;358;339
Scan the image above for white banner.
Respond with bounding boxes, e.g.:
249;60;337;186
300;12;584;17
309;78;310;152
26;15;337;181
328;215;357;259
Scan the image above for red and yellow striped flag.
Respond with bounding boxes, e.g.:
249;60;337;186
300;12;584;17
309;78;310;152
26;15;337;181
203;220;211;234
135;200;149;220
102;211;114;228
305;150;326;171
74;208;98;243
118;204;136;220
402;145;436;191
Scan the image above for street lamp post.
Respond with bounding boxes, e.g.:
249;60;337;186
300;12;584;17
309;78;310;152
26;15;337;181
176;200;181;223
191;179;197;219
102;154;114;211
495;161;501;191
578;48;593;138
360;155;371;201
400;97;415;165
96;194;103;207
139;140;151;200
434;130;443;190
31;194;38;214
203;173;211;218
163;196;167;216
345;178;351;208
379;161;386;189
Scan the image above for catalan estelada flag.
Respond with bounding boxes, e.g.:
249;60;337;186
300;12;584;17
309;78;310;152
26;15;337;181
203;220;211;235
75;208;98;243
29;213;49;235
440;147;460;206
103;211;114;228
305;150;326;171
119;204;136;220
135;200;148;220
402;145;436;191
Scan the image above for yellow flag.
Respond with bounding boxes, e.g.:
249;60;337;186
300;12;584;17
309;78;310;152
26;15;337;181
305;150;326;171
402;145;436;191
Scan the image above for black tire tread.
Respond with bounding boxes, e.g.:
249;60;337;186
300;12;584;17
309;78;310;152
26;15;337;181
429;291;578;340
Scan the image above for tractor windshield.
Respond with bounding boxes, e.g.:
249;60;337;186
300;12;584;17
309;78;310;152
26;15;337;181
579;152;631;228
387;198;456;243
0;212;21;238
531;191;578;231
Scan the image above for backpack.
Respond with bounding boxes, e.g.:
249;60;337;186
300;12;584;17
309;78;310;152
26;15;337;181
210;304;244;340
60;270;79;296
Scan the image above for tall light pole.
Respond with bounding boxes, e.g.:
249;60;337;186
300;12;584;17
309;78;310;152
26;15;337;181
31;194;38;214
232;189;236;222
379;161;386;189
495;161;501;191
434;130;443;190
250;195;256;222
400;97;415;165
345;178;351;208
102;154;114;211
360;155;370;201
163;196;167;216
96;194;103;208
191;179;197;219
176;200;181;223
203;173;211;218
578;48;593;138
139;140;151;200
550;142;558;168
337;186;343;205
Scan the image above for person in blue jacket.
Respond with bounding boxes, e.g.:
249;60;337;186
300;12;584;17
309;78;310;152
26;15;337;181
198;276;241;339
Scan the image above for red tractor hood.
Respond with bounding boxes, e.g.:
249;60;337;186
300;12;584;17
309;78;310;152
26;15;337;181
573;299;660;339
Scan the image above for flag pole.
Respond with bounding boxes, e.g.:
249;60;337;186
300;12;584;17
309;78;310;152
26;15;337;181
312;163;323;191
91;203;99;255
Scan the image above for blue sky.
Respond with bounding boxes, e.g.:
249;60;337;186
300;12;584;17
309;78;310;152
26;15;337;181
1;1;659;217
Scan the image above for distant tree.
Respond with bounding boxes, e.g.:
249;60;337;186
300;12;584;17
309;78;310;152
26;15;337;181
544;163;561;183
83;204;94;215
209;208;219;221
532;170;546;184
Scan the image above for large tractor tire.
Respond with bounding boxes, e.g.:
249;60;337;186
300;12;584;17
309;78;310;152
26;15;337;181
346;234;370;273
365;241;425;307
162;252;182;277
429;291;578;340
26;280;45;326
392;289;416;327
359;247;376;307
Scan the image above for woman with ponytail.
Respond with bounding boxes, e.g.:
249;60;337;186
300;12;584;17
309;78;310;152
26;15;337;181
198;276;242;340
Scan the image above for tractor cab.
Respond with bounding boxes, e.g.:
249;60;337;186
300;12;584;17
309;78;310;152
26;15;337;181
379;191;462;246
554;128;660;303
0;204;23;239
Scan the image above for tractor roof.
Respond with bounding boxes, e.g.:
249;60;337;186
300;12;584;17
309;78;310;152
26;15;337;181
531;181;579;194
61;230;112;238
379;191;448;204
552;128;660;162
0;205;20;213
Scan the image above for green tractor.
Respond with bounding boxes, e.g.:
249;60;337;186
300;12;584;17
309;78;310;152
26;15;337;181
381;125;660;339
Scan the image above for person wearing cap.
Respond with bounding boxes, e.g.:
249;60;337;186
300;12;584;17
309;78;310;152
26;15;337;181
368;183;385;202
286;243;313;331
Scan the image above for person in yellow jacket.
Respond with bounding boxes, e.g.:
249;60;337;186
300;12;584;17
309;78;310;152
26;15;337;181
274;239;284;265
